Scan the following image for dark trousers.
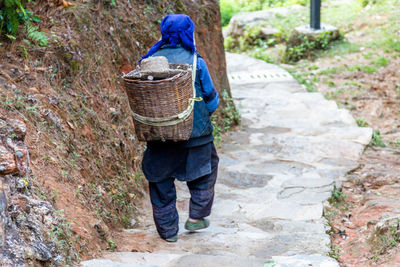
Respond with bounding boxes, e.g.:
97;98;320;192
148;146;219;240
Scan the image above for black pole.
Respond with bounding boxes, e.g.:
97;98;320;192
310;0;321;30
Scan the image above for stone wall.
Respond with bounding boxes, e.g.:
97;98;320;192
0;118;75;266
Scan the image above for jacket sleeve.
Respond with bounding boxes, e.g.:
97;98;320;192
197;57;220;114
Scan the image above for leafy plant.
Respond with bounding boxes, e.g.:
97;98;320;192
356;117;369;127
0;0;23;36
263;260;276;267
26;23;48;46
0;0;48;45
328;243;342;259
103;0;117;7
347;65;377;73
225;25;266;52
371;57;388;67
370;129;385;147
358;0;378;8
328;186;346;208
106;238;116;251
249;48;274;63
369;219;400;260
287;70;318;92
382;37;400;52
212;89;240;145
283;31;343;63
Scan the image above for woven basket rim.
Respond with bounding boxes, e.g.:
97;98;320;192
123;70;189;84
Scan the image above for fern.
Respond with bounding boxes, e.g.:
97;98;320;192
26;23;48;46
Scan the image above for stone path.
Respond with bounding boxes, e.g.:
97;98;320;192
81;53;372;267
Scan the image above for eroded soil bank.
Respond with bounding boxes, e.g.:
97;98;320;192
329;148;400;266
314;44;400;267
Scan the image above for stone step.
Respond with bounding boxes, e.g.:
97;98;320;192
81;252;266;267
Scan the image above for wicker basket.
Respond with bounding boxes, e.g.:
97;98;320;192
123;64;194;142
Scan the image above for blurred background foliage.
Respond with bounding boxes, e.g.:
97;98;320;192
220;0;308;26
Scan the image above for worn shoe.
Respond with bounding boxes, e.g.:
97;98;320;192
165;235;178;242
184;218;210;232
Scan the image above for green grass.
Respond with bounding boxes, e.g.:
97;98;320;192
324;89;343;99
371;57;389;67
347;65;377;73
288;70;318;92
318;41;361;58
212;89;240;146
319;67;339;75
328;243;342;259
344;81;364;87
267;9;307;32
381;38;400;53
356;117;369;127
370;129;386;147
328;186;346;208
360;0;400;51
327;81;335;87
391;140;400;147
322;1;363;28
249;48;275;63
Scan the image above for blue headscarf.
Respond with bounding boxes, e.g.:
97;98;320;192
140;14;196;63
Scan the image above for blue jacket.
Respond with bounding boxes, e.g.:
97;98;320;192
152;46;219;145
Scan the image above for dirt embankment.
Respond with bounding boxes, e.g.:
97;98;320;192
0;0;231;265
314;31;400;267
330;148;400;266
310;47;400;267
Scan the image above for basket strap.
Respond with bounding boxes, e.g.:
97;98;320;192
130;53;201;127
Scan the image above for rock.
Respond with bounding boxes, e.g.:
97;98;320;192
0;145;17;175
283;23;341;62
94;220;110;240
0;182;6;213
225;5;304;38
28;87;40;94
130;218;137;228
287;24;341;48
342;217;356;229
260;27;280;38
7;119;26;139
272;253;339;267
141;56;169;73
42;109;63;130
30;242;53;261
0;119;26;140
0;119;29;176
370;215;400;237
0;227;26;267
218;171;272;188
13;143;28;176
48;94;60;106
0;117;75;266
0;181;74;265
172;254;265;267
125;56;188;80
